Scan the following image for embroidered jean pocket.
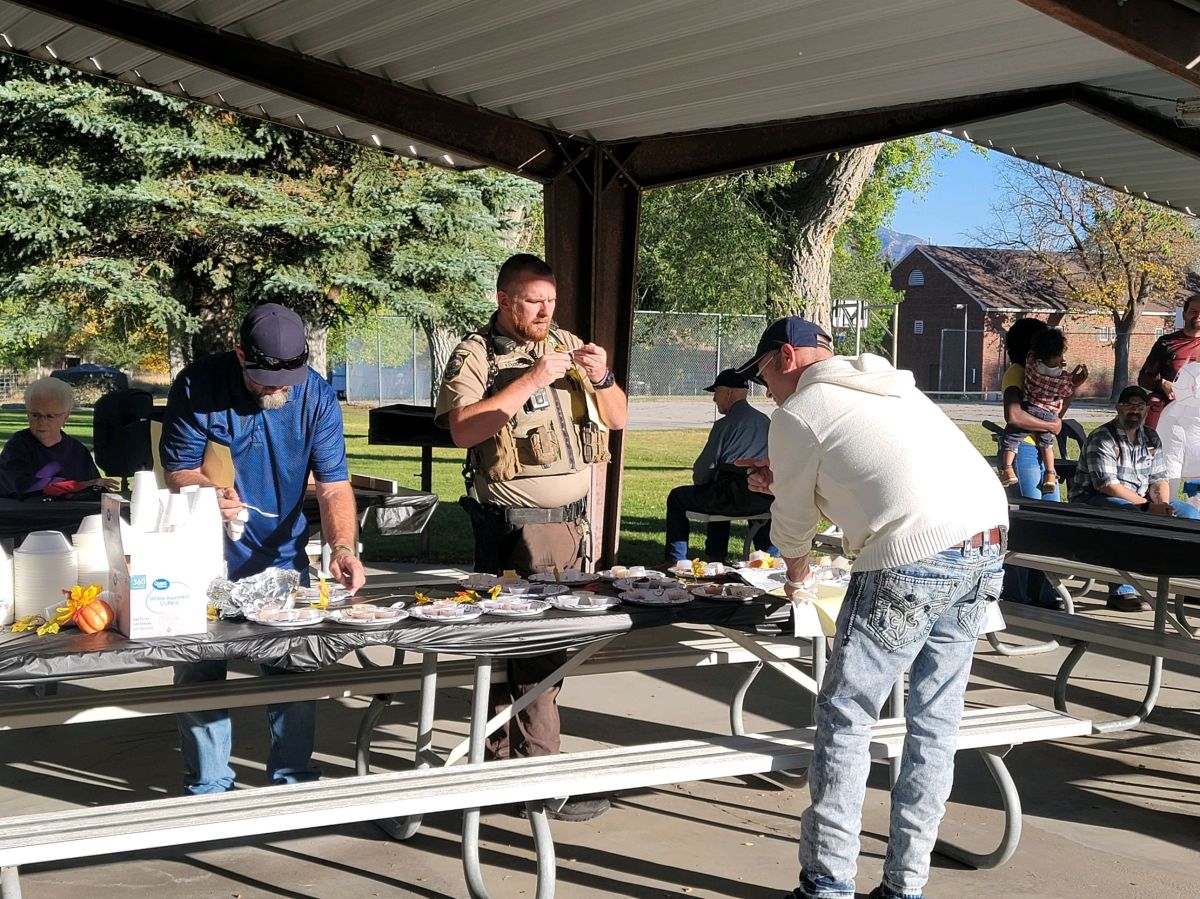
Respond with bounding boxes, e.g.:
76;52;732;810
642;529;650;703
863;569;958;651
959;567;1004;635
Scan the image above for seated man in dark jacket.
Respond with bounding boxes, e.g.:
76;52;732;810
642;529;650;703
664;369;775;564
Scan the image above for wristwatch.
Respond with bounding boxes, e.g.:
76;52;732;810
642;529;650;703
591;369;616;390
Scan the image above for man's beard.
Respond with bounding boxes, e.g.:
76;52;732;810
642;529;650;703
254;387;291;410
512;318;551;342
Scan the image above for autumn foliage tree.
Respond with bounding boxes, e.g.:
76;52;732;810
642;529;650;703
986;160;1200;399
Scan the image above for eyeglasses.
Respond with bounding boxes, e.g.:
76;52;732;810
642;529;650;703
27;410;68;422
750;350;778;386
243;346;309;371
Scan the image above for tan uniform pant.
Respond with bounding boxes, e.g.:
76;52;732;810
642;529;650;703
487;519;586;760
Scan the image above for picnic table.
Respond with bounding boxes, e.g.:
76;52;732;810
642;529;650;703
998;498;1200;732
0;573;1089;898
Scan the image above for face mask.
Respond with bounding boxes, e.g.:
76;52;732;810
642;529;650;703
1035;360;1063;378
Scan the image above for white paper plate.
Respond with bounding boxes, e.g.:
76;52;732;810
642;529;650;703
688;583;763;602
619;588;693;607
528;570;598;586
504;583;569;598
408;603;484;623
597;568;665;582
733;559;786;571
479;598;551;618
549;594;621;614
667;562;728;580
457;573;521;591
248;608;327;628
327;606;409;627
613;576;680;592
293;584;353;607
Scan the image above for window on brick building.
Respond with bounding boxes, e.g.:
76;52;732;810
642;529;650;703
907;269;925;286
1154;328;1164;338
1098;326;1113;343
914;320;924;335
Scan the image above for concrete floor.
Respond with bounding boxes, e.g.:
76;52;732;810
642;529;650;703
0;580;1196;899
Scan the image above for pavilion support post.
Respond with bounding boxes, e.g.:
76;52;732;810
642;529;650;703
544;148;642;569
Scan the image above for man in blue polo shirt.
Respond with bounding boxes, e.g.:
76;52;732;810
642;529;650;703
160;303;365;794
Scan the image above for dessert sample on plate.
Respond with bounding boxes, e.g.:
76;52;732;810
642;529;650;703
670;559;727;578
550;593;620;613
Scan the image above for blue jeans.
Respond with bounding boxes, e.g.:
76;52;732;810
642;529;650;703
1001;442;1059;608
1076;495;1200;597
174;661;320;794
796;543;1004;899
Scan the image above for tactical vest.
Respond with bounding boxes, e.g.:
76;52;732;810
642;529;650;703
467;323;611;485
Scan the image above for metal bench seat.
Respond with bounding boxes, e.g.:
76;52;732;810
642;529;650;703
684;510;771;559
998;603;1198;733
0;703;1090;896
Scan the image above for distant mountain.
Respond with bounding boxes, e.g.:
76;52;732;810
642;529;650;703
877;228;928;262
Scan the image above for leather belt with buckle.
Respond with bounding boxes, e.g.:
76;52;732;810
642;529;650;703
962;526;1005;549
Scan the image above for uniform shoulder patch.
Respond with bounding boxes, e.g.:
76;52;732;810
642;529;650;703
443;350;470;383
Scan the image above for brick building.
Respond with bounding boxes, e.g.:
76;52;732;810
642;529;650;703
890;246;1198;398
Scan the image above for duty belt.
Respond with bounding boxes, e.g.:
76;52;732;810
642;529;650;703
489;499;587;526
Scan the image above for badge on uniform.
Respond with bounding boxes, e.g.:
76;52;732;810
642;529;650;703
443;350;469;382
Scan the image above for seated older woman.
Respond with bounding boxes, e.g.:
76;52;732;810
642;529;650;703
0;377;117;499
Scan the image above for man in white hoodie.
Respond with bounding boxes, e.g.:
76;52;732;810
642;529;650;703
734;317;1009;899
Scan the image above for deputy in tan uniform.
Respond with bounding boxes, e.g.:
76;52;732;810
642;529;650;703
436;252;627;822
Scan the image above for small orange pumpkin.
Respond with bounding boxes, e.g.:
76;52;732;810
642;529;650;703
73;599;114;634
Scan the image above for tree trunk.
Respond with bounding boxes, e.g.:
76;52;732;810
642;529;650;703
1111;326;1131;401
306;323;329;379
190;288;238;360
754;145;884;327
423;321;463;406
166;321;190;380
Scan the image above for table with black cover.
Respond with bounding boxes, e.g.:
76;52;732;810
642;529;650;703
0;579;785;684
1003;496;1200;731
0;497;101;543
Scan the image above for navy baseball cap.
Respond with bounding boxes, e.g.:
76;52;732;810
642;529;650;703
735;316;831;383
1117;385;1150;405
703;368;750;392
239;304;310;387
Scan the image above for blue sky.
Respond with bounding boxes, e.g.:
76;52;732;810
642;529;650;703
890;141;1009;247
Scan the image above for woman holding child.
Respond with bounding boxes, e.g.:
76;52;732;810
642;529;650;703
999;318;1087;606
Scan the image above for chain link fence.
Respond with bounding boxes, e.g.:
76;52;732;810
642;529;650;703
344;317;434;405
629;311;768;397
0;371;21;403
343;310;775;404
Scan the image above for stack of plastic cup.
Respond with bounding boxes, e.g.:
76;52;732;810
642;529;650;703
129;470;161;532
72;514;109;589
161;493;192;533
191;486;226;582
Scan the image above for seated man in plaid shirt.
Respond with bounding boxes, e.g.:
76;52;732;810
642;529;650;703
1069;384;1200;611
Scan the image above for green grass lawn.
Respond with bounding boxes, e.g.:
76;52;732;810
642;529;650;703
0;408;1013;567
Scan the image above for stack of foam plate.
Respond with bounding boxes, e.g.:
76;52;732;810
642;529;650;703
72;514;109;589
14;531;77;621
0;545;12;626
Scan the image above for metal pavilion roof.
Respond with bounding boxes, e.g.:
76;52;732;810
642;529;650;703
0;0;1198;210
